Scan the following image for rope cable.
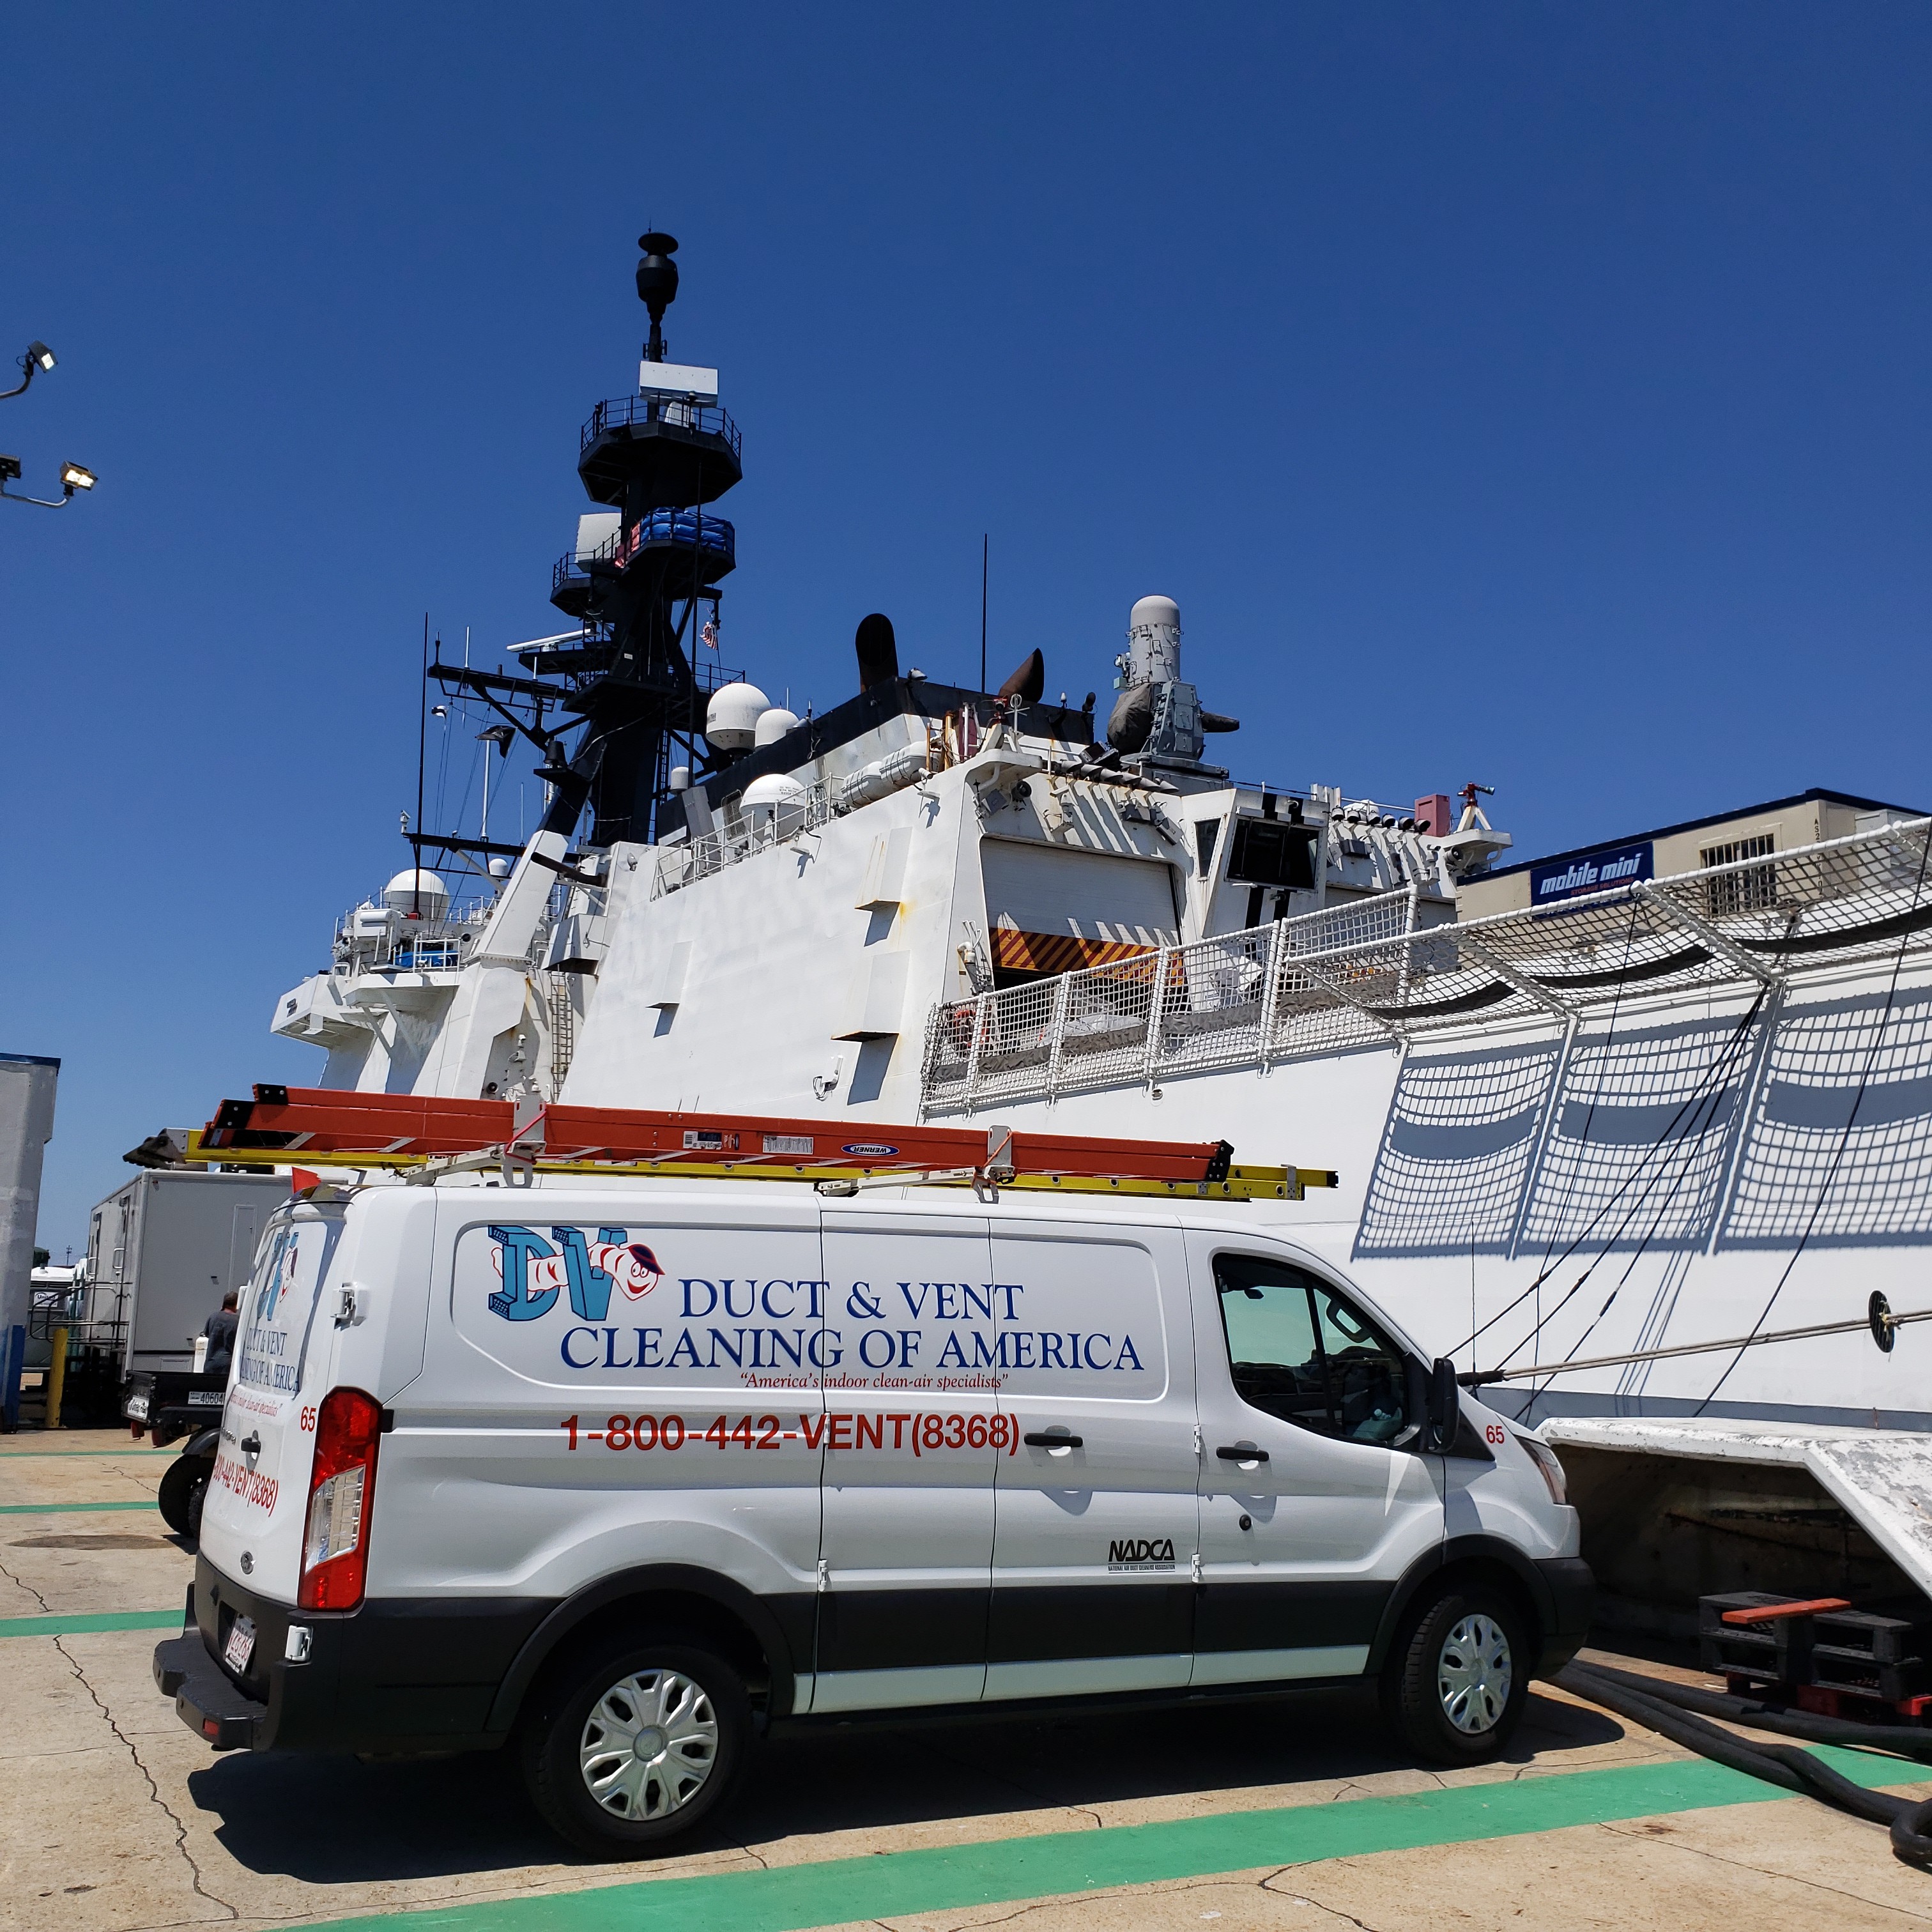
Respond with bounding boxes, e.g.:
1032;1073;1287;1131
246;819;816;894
1536;898;1641;1277
1519;900;1640;1413
1453;986;1768;1367
1693;822;1932;1413
1528;986;1769;1387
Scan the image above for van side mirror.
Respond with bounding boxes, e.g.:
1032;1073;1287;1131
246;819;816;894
1427;1356;1459;1452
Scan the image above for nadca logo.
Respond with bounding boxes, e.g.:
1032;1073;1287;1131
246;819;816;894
487;1225;663;1324
1107;1537;1177;1571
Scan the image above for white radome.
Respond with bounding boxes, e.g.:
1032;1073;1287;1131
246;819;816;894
705;681;771;751
381;868;450;917
740;770;808;832
753;706;801;747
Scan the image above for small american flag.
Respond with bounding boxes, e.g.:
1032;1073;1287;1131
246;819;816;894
700;619;717;651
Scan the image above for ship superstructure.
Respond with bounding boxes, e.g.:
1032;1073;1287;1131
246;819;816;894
263;241;1932;1620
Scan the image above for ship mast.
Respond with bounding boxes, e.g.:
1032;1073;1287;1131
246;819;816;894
427;231;744;855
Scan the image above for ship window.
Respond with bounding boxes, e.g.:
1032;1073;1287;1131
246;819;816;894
1194;818;1220;880
1226;818;1317;891
1701;832;1777;917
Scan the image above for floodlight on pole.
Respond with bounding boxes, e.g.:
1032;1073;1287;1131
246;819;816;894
0;454;99;507
0;341;56;401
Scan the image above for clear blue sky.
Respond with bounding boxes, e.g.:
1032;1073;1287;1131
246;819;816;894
4;5;1928;1257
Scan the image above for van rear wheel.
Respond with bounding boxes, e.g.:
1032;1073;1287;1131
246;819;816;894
520;1634;750;1855
1382;1582;1528;1765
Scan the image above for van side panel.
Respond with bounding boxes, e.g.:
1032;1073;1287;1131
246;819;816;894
815;1209;998;1712
986;1220;1199;1700
367;1194;825;1705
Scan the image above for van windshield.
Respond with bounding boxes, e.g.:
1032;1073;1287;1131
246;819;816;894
235;1214;341;1398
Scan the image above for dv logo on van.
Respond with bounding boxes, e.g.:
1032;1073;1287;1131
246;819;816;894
1107;1537;1177;1572
487;1226;664;1324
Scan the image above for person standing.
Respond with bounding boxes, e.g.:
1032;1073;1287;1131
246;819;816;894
201;1291;238;1376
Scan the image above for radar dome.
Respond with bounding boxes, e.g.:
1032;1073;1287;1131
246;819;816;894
740;771;808;834
382;868;450;919
741;772;807;809
753;706;801;747
705;680;770;752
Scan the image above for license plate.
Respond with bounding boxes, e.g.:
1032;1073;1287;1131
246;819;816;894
187;1390;224;1406
223;1615;256;1675
124;1395;150;1422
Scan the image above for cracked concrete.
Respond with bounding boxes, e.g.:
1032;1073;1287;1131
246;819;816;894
54;1633;240;1923
6;1430;1932;1932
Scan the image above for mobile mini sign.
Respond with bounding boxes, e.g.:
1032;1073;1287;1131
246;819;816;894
1528;839;1653;912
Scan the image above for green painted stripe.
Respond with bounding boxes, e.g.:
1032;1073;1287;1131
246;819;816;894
286;1746;1931;1932
0;1500;154;1515
0;1609;181;1638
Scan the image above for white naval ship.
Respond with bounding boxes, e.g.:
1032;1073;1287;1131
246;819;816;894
266;235;1932;1625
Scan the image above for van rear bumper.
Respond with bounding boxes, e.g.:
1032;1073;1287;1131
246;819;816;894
159;1559;553;1754
155;1631;264;1751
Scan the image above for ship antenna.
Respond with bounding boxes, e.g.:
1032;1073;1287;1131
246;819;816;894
981;533;988;693
415;614;429;918
636;229;679;364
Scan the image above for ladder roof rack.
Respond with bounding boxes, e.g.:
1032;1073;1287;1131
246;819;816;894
190;1086;1335;1203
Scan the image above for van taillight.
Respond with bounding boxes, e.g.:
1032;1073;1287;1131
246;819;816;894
296;1388;381;1611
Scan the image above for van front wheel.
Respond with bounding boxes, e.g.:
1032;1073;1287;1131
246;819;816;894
521;1635;750;1855
1382;1583;1528;1765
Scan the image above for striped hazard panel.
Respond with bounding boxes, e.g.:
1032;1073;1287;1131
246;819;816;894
991;928;1162;976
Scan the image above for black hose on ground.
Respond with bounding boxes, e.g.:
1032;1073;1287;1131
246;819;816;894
1554;1662;1932;1869
1575;1659;1932;1765
1899;1797;1932;1869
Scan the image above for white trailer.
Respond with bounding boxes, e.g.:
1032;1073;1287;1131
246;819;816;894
85;1169;291;1382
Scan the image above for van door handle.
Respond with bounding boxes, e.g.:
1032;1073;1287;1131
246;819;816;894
1023;1432;1083;1451
240;1432;261;1459
1215;1445;1268;1465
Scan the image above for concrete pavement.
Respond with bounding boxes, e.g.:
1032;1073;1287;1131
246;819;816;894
4;1429;1928;1932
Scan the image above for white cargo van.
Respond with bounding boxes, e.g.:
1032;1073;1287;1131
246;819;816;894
153;1181;1591;1853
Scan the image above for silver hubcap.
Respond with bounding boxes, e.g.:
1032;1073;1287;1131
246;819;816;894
1438;1613;1512;1735
579;1667;719;1819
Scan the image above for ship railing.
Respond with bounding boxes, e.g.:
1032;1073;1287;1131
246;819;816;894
327;892;549;977
581;394;742;462
921;815;1932;1113
650;780;838;899
554;510;738;594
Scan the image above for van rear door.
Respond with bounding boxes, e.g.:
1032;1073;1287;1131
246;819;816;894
198;1204;348;1606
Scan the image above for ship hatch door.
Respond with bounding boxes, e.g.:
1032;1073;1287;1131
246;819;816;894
979;841;1178;983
